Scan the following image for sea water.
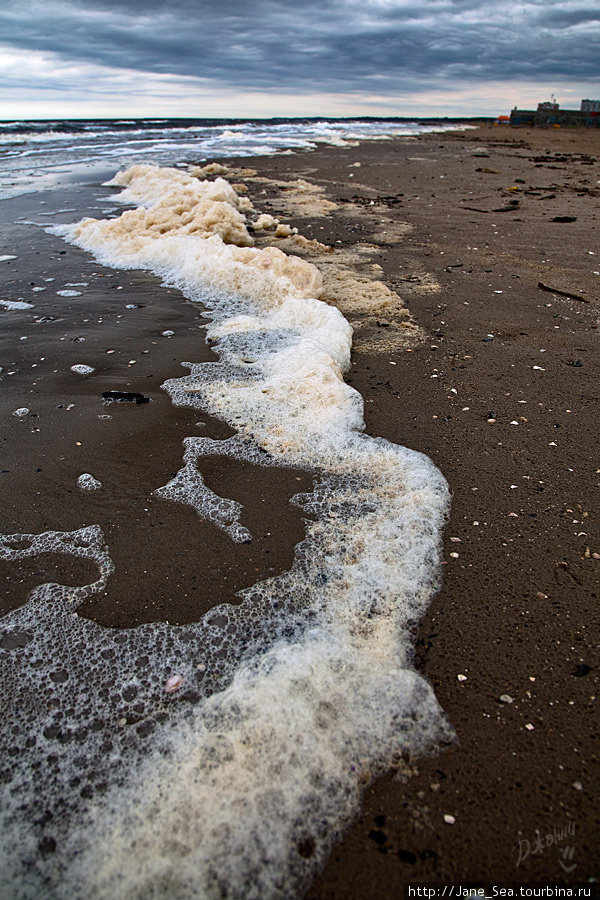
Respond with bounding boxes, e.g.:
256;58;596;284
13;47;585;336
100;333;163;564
0;117;466;200
0;125;453;898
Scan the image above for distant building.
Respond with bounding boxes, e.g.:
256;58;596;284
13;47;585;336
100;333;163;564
509;108;535;126
510;99;599;127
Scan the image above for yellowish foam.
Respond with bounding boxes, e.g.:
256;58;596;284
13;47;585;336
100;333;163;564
0;163;450;898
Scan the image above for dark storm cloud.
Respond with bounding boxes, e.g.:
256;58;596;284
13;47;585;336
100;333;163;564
1;0;598;93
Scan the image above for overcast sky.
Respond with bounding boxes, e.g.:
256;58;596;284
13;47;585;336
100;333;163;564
0;0;598;119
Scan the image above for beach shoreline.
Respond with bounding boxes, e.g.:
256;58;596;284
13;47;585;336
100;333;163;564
250;125;598;895
0;124;598;896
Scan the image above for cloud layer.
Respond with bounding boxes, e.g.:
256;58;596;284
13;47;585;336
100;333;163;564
1;0;598;116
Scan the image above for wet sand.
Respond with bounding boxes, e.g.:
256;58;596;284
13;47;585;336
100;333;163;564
0;190;314;628
1;125;598;893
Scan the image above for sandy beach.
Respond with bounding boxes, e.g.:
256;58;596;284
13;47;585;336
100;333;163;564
279;126;598;895
0;124;598;896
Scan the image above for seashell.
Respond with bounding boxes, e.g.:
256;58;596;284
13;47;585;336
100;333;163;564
164;674;184;694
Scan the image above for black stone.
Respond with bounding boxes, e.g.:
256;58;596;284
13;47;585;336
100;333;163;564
368;829;387;846
572;664;592;677
102;391;150;404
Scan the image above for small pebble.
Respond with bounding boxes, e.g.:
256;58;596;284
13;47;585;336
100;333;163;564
457;674;467;682
12;407;30;418
443;814;456;825
525;723;535;731
499;694;514;704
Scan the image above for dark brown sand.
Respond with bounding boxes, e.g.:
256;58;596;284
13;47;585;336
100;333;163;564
256;126;598;895
1;125;598;894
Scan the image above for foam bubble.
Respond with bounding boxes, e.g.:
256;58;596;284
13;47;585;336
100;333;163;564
0;163;452;897
154;453;252;543
77;473;102;491
70;364;95;375
0;299;34;310
252;213;279;230
98;164;254;245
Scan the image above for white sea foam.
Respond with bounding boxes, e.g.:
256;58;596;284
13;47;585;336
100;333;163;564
0;299;34;310
77;473;102;491
0;163;451;898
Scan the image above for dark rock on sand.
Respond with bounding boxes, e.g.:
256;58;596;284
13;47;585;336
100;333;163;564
101;390;150;404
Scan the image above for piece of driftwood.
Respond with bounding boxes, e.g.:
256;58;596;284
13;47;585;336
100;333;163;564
461;205;517;213
537;282;590;303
